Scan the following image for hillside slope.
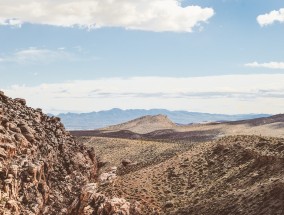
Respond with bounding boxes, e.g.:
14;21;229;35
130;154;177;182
99;135;284;215
100;114;177;134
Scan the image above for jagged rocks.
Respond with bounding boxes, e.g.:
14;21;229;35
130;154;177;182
0;94;97;214
69;183;141;215
98;167;117;185
14;98;26;106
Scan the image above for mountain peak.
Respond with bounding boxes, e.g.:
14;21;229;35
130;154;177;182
101;114;176;134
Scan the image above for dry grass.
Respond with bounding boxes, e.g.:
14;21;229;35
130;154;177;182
76;114;284;214
79;136;193;175
95;135;284;215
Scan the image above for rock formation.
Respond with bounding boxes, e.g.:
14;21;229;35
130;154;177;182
68;183;141;215
0;91;141;215
0;91;98;214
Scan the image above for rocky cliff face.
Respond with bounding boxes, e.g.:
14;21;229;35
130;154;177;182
0;91;97;214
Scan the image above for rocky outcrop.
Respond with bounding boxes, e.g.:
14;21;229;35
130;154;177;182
69;183;141;215
0;91;97;214
98;166;117;185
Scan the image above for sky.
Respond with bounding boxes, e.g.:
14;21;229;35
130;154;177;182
0;0;284;114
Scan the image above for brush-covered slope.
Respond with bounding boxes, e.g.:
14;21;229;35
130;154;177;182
0;91;97;214
226;114;284;126
100;114;177;134
99;135;284;215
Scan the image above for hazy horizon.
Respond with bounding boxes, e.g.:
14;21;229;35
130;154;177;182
54;107;272;116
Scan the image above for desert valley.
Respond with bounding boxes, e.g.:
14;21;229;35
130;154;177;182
1;1;284;214
1;91;284;214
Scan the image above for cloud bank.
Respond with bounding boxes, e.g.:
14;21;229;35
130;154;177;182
245;62;284;69
2;75;284;114
0;0;214;32
257;8;284;26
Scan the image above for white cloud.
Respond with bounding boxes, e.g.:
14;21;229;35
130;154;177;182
245;61;284;69
0;0;214;32
0;18;22;27
257;8;284;26
2;75;284;114
0;47;77;64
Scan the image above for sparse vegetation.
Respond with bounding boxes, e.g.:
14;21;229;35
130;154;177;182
88;135;284;215
74;114;284;214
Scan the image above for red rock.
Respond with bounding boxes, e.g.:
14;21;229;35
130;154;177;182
0;91;97;215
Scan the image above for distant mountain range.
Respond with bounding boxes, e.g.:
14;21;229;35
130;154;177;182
56;108;270;130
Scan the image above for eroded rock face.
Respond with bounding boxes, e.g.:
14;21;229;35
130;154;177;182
98;166;117;185
0;92;97;214
69;183;141;215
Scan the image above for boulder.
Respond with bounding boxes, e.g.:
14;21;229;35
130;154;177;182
121;159;132;166
69;183;141;215
14;98;26;106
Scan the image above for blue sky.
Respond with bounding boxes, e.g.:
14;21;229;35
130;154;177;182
1;0;284;114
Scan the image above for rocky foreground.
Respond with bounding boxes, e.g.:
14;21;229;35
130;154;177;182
0;91;139;215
